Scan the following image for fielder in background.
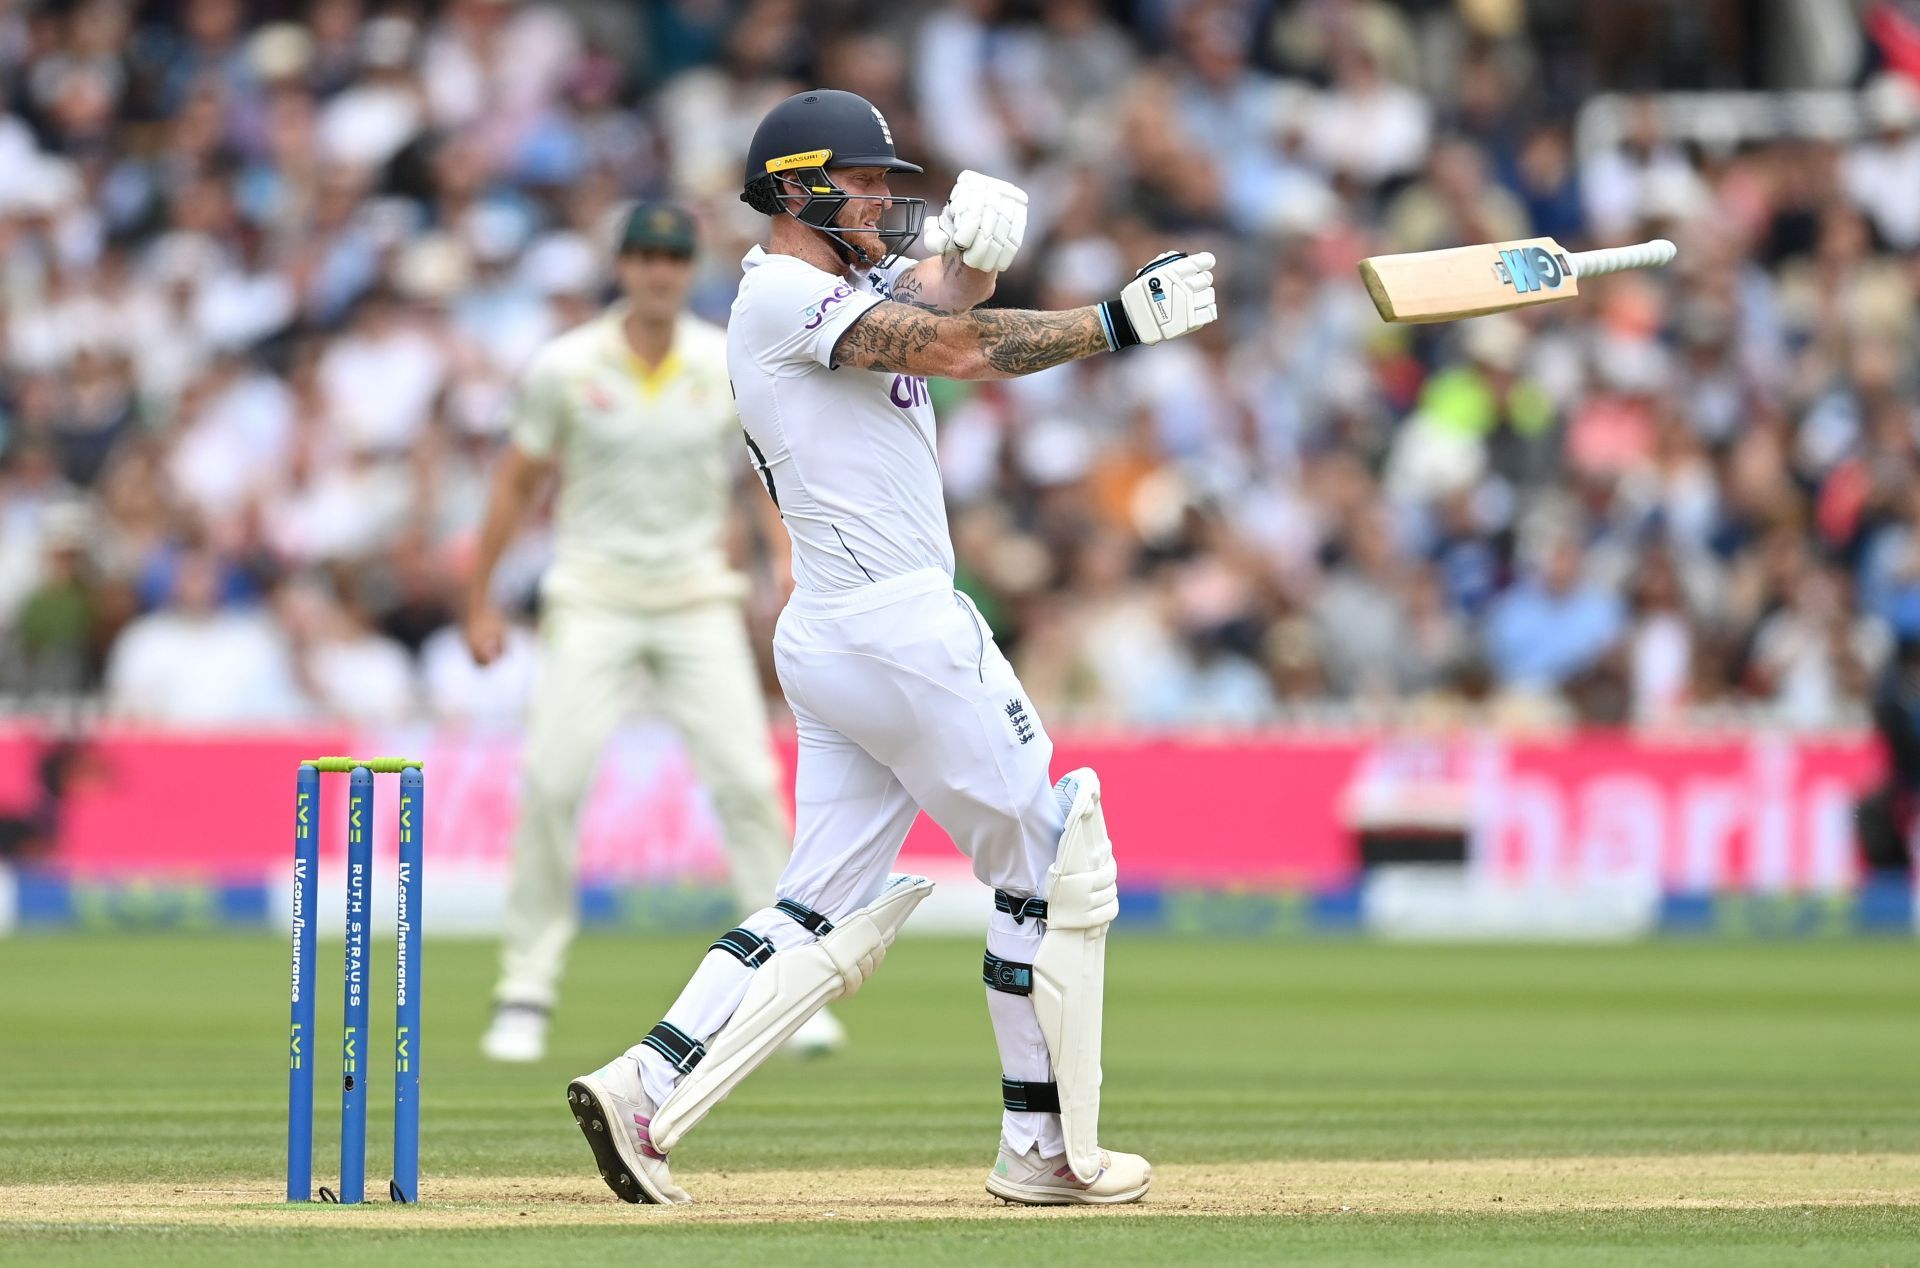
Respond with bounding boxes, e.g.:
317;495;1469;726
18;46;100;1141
565;89;1216;1208
465;203;842;1063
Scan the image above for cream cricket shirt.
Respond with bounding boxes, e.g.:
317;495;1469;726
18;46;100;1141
510;308;747;611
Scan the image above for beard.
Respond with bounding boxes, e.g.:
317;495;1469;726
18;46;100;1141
836;224;886;265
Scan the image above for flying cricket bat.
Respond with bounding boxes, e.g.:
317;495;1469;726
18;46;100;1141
1358;237;1677;323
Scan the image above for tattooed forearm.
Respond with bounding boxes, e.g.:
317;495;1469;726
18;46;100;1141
835;303;946;371
833;301;1111;380
973;309;1110;375
889;272;948;313
892;251;992;313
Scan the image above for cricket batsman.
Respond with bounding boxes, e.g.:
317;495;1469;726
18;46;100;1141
565;90;1215;1205
467;202;842;1063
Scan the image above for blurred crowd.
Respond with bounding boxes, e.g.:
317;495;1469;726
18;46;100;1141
3;0;1920;732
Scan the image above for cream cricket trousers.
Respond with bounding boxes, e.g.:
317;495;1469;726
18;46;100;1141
494;596;791;1009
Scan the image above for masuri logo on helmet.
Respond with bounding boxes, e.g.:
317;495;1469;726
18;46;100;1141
765;149;833;173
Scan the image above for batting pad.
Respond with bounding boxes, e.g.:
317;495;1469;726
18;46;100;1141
1031;768;1120;1183
649;873;934;1152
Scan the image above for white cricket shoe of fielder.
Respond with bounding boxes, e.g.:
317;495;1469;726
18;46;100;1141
480;1004;548;1063
781;1006;846;1057
566;1056;692;1204
984;1143;1152;1206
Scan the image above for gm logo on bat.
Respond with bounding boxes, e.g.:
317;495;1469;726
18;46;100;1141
1492;246;1572;293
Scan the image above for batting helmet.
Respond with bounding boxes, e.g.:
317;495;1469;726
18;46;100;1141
741;89;925;267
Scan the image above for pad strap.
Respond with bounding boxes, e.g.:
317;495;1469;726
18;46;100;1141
710;927;776;968
640;1021;706;1075
1001;1078;1061;1113
994;890;1048;925
649;874;936;1154
775;897;836;936
981;952;1033;996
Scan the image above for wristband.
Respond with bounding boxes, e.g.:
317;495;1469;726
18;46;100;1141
1096;299;1140;351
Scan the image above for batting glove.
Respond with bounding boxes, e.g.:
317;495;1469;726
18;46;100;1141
1098;251;1219;349
921;169;1028;274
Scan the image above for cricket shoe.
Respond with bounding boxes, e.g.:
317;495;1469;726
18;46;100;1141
566;1056;692;1204
781;1006;846;1058
480;1003;548;1063
984;1144;1152;1206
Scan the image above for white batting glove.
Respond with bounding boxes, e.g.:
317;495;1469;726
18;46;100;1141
921;169;1028;274
1102;250;1218;348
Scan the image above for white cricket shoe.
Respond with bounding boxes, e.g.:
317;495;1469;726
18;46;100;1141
480;1004;548;1063
566;1056;692;1204
984;1144;1152;1206
782;1006;846;1057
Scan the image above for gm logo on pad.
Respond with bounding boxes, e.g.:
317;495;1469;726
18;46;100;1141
1493;246;1571;294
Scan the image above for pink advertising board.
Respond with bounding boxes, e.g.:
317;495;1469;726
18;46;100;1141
0;726;1885;894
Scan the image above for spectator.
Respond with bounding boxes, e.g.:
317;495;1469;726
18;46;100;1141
1505;121;1586;244
316;290;447;454
1843;74;1920;251
1625;544;1696;726
104;549;307;723
1484;533;1626;698
279;575;418;724
1749;564;1887;726
1313;511;1413;699
1304;36;1431;188
914;0;1022;176
1383;137;1529;255
316;16;425;169
0;441;78;625
0;0;1915;736
1399;568;1471;697
0;502;99;694
1388;315;1556;506
1580;96;1702;241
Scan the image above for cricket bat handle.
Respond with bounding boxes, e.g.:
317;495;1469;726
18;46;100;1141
1568;239;1677;279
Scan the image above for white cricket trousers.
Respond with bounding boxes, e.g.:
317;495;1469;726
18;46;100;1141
494;595;791;1010
771;569;1065;913
636;568;1069;1157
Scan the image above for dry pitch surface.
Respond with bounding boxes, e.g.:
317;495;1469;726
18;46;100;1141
7;1153;1918;1230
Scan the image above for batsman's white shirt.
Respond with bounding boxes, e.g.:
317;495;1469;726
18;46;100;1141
728;245;953;591
511;308;745;610
726;244;1071;1159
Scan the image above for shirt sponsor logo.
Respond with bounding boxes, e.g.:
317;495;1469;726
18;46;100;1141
803;284;857;330
888;373;930;409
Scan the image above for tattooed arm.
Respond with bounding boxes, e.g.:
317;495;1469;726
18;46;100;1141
890;253;995;314
832;301;1112;380
833;250;1220;380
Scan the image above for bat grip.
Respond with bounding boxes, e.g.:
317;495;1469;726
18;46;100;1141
1568;239;1677;279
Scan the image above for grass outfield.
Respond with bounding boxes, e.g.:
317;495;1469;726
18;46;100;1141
0;934;1915;1264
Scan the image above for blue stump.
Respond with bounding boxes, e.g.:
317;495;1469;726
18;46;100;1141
287;764;319;1202
391;765;424;1202
338;765;373;1204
